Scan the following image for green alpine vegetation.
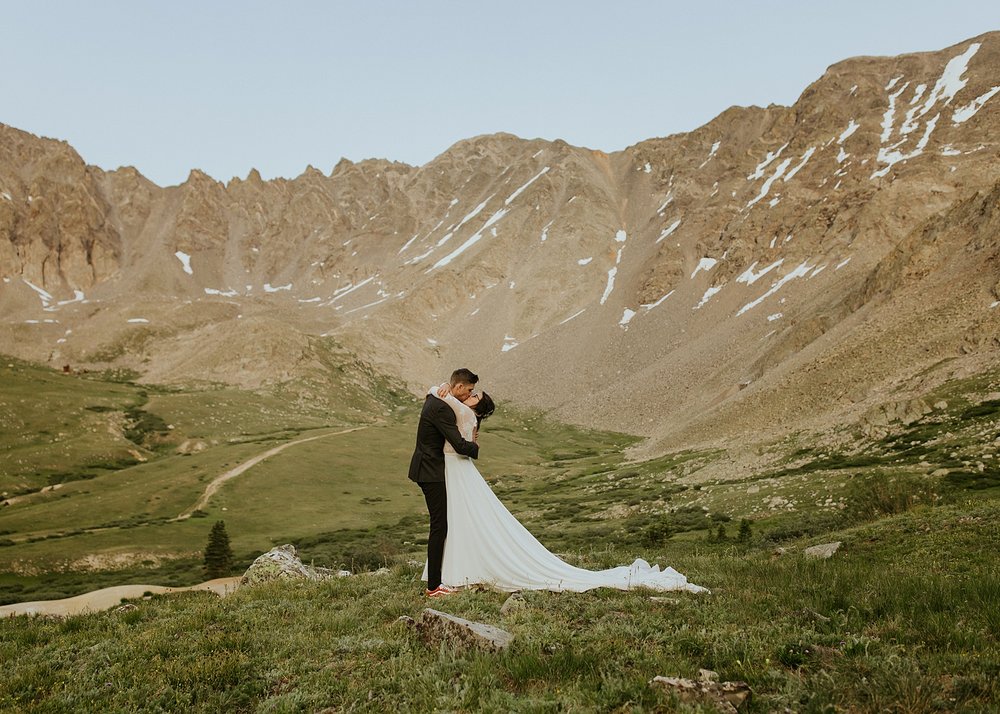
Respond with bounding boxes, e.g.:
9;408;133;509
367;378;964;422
0;359;998;710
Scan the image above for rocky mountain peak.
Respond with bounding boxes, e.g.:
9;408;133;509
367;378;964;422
1;32;998;450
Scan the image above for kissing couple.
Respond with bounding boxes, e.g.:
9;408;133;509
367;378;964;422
407;368;708;597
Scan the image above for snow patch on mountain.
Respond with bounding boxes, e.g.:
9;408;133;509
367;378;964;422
838;119;860;143
642;290;674;310
747;158;792;207
953;86;1000;123
747;143;789;180
505;167;550;205
737;261;813;316
619;308;637;327
694;285;723;309
784;147;815;181
691;258;718;279
559;309;586;325
657;219;682;243
698;141;721;169
175;251;193;275
736;260;785;285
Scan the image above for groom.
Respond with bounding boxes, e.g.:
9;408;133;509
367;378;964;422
408;367;481;597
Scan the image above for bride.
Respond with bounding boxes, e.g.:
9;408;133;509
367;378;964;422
425;384;708;594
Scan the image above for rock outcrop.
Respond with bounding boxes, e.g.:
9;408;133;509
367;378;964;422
803;541;843;559
241;545;350;587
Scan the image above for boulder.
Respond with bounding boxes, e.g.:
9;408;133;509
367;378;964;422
803;541;842;559
698;668;720;683
650;675;752;712
500;593;527;615
416;608;514;652
241;544;349;587
175;439;208;455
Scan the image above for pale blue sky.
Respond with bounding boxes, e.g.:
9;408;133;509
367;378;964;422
3;2;997;186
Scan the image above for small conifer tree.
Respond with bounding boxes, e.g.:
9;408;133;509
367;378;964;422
737;518;753;543
204;520;234;578
715;524;727;542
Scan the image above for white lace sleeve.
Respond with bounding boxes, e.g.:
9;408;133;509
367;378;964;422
426;385;476;449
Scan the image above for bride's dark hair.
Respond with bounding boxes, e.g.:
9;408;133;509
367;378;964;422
473;392;495;427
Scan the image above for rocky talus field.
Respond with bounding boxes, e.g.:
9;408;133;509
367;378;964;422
0;32;998;712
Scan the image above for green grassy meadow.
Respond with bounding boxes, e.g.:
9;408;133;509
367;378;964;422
1;356;998;711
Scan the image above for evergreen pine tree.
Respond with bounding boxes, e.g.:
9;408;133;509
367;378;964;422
737;518;753;543
204;520;234;578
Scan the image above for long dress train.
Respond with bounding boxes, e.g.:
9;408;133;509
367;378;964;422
423;389;708;594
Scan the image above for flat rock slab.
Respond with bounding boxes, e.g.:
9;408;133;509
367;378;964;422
418;608;514;652
803;541;842;559
650;675;752;713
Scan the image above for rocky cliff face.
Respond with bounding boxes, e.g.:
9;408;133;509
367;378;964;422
1;32;998;450
0;128;121;293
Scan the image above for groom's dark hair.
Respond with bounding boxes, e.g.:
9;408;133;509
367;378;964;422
450;368;479;386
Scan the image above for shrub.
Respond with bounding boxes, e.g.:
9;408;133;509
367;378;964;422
641;522;674;547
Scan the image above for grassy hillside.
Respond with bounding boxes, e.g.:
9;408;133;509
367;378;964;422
1;358;997;709
0;358;637;601
1;496;997;712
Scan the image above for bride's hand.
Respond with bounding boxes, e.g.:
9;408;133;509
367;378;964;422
436;383;450;398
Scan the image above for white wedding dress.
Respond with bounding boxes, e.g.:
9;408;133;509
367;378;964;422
423;389;708;594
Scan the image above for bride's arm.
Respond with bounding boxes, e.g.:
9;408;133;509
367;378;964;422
426;397;479;459
427;384;465;410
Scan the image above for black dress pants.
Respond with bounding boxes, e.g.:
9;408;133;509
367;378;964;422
419;481;447;590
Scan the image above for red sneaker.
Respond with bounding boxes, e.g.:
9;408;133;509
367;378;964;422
425;585;457;597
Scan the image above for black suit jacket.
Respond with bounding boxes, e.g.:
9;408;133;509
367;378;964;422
408;395;479;483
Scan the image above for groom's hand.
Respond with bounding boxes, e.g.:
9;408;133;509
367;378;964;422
473;426;479;444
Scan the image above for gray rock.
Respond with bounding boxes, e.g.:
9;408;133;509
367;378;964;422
861;399;931;429
931;468;950;477
698;668;720;683
241;544;348;587
417;608;514;652
650;675;752;712
803;541;842;559
933;400;948;411
175;439;208;455
500;593;527;615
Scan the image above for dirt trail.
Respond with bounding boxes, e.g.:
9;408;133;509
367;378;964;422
0;577;243;618
1;427;369;617
175;426;367;519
